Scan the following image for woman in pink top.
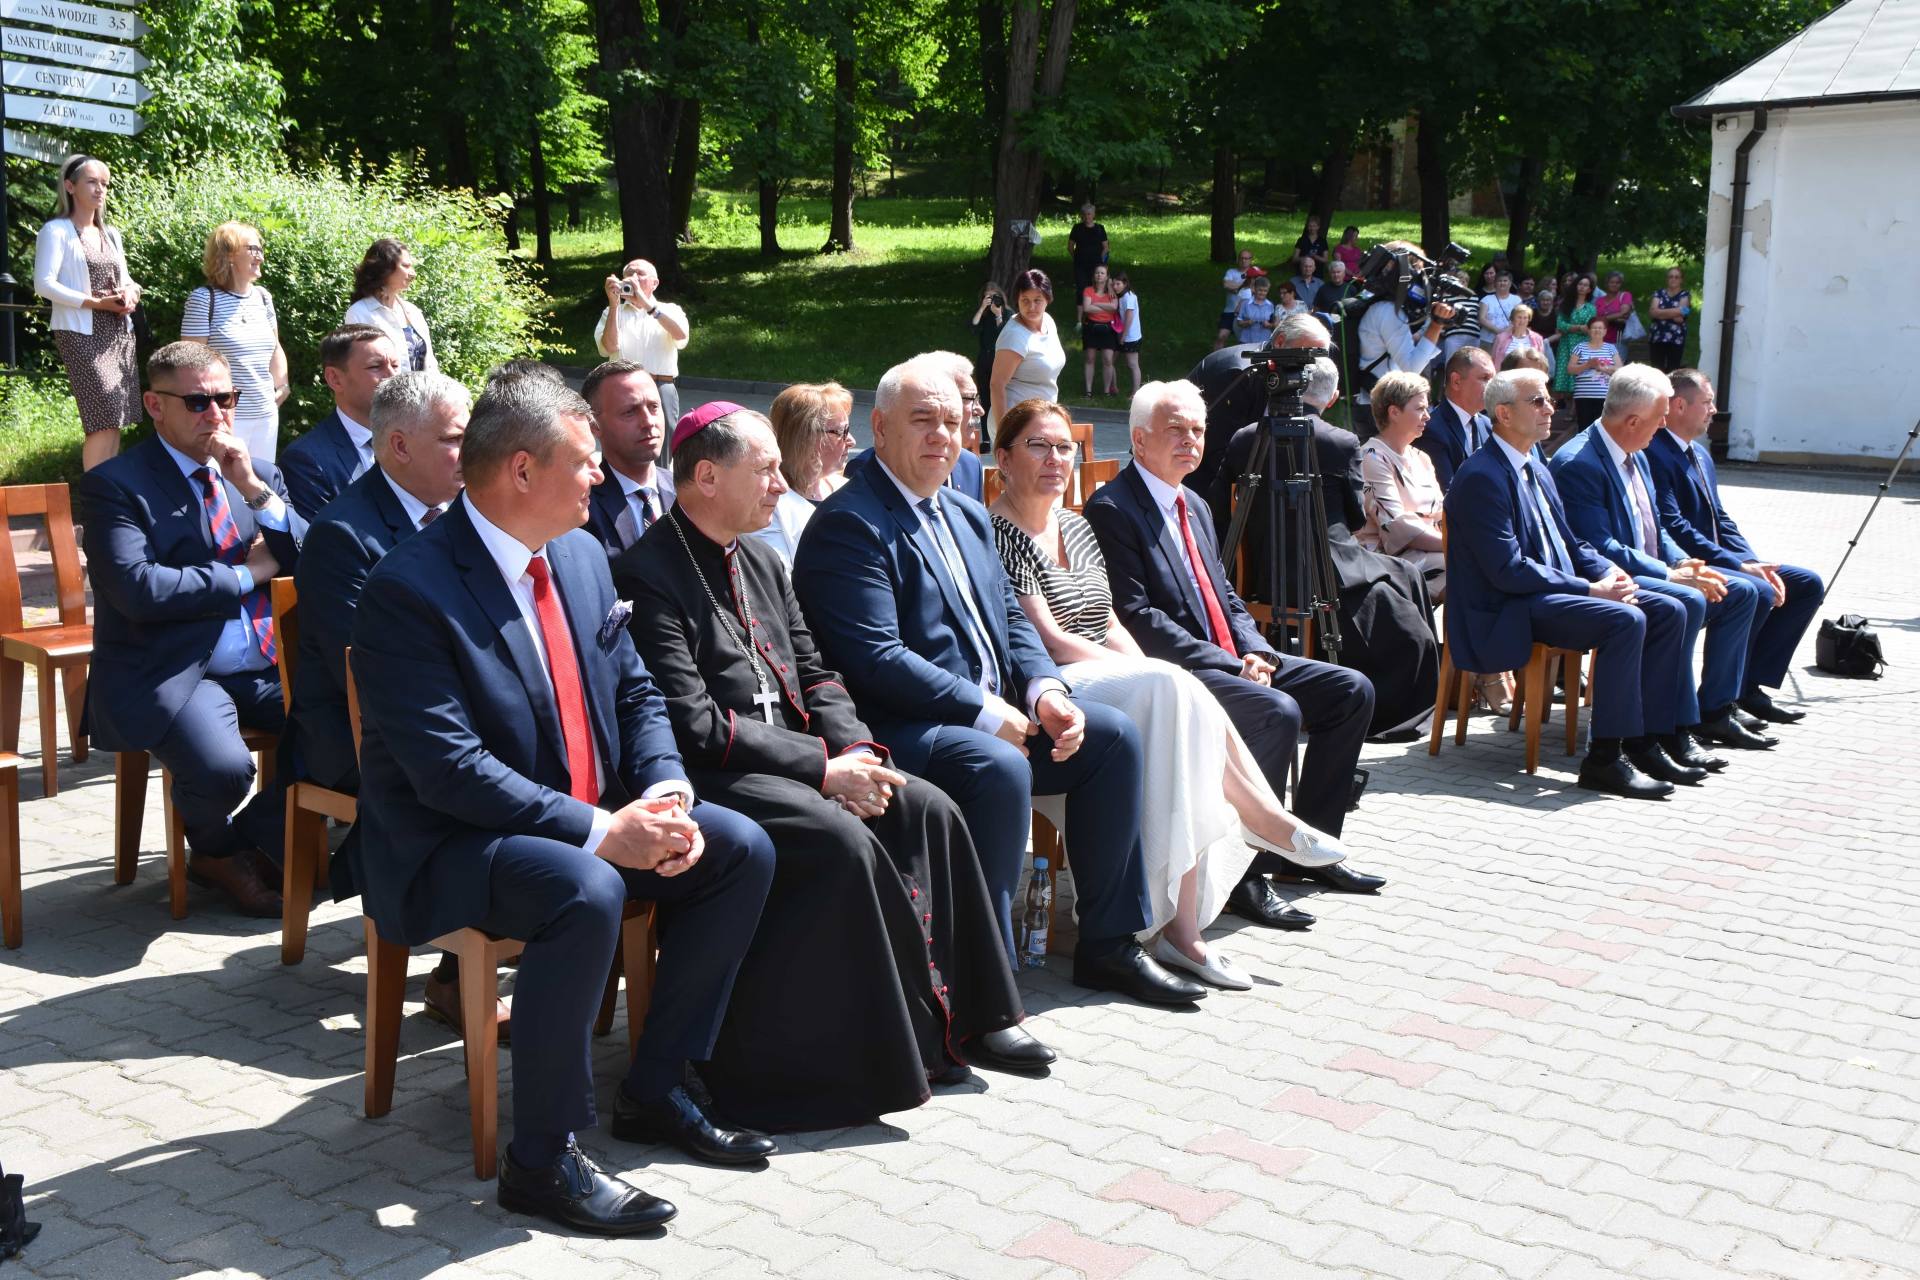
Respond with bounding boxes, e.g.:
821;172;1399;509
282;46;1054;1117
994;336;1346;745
1492;303;1550;375
1333;225;1364;278
1593;270;1635;348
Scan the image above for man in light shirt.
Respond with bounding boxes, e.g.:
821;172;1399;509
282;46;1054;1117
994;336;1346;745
596;259;691;436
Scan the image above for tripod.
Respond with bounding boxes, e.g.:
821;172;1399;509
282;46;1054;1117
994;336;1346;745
1825;416;1920;597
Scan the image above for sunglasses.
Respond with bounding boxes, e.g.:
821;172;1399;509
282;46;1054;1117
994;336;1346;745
1524;394;1552;408
153;388;242;412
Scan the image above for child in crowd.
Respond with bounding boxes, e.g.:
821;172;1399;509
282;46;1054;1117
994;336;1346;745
1112;270;1143;395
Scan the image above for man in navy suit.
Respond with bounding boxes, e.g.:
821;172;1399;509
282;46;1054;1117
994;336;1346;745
1444;368;1688;800
845;350;987;502
1416;346;1494;492
793;356;1202;1007
279;325;402;520
1649;370;1822;725
351;376;776;1233
1551;365;1770;773
580;361;675;557
81;342;308;917
1083;380;1385;933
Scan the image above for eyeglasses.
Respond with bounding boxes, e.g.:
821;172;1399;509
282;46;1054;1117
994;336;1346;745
1019;440;1078;461
820;426;854;441
1524;394;1552;408
152;388;241;412
239;245;264;256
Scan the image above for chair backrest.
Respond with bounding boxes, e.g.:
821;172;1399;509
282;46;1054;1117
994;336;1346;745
0;483;88;631
344;646;363;758
1073;458;1122;510
981;465;1004;506
269;576;299;716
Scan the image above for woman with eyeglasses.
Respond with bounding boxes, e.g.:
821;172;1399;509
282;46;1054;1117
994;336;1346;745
345;238;438;374
986;399;1348;991
33;154;144;470
755;380;856;566
182;221;288;462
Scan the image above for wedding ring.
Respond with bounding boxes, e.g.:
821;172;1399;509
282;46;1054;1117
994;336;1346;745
866;792;879;804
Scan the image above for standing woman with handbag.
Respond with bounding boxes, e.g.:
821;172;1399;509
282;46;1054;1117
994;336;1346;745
181;221;289;462
32;155;143;471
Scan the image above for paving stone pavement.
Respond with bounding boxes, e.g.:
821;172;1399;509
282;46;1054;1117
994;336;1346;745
3;464;1917;1280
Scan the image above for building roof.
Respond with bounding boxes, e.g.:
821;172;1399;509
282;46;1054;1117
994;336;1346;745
1673;0;1920;117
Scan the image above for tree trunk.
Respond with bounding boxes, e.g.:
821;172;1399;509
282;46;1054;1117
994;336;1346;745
823;46;857;253
668;97;702;243
977;0;1006;182
1562;160;1613;272
529;119;552;266
431;0;475;189
1209;144;1236;264
566;186;584;228
1505;153;1541;275
758;178;781;256
593;0;684;284
986;0;1078;288
1310;131;1351;237
1414;110;1450;256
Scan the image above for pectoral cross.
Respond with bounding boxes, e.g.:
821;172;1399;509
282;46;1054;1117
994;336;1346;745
752;687;781;724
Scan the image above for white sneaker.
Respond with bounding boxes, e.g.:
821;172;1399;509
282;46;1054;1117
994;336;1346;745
1152;935;1254;991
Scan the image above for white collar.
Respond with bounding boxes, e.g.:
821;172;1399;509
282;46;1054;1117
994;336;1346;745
159;436;213;480
1447;397;1481;426
336;409;372;449
1134;462;1188;517
874;456;944;512
462;494;541;586
1594;422;1637;473
1490;433;1534;477
1660;426;1699;454
379;468;437;528
607;463;659;499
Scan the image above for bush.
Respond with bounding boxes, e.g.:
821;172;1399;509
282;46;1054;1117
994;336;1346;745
0;375;155;490
108;161;553;433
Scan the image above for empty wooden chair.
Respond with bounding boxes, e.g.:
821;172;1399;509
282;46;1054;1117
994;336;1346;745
269;576;355;964
0;483;92;798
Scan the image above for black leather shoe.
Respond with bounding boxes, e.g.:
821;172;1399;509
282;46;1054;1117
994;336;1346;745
928;1058;972;1086
1072;942;1206;1005
1295;860;1387;894
1739;691;1805;725
497;1140;676;1235
1627;741;1708;786
611;1085;777;1165
1224;877;1315;930
1696;709;1777;750
1577;752;1674;800
1667;733;1728;773
961;1025;1058;1074
1730;705;1770;733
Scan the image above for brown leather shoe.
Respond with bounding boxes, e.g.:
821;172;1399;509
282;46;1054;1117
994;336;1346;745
422;970;512;1045
185;851;284;918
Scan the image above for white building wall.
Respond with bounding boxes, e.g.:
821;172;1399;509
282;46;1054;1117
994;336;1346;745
1697;101;1920;464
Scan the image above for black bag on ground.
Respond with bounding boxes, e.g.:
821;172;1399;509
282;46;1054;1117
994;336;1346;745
0;1160;40;1261
1815;614;1887;678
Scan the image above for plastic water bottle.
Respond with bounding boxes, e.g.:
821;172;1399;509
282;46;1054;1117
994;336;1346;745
1021;858;1052;968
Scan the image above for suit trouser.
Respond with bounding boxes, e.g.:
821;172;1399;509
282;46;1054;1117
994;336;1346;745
1633;572;1761;720
1190;657;1373;871
1729;564;1825;691
476;801;773;1142
882;701;1153;964
1526;590;1687;739
151;670;287;859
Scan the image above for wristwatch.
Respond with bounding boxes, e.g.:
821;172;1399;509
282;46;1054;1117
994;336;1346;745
648;305;661;318
244;489;274;510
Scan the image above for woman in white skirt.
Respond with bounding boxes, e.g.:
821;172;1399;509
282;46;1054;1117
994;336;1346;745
988;399;1346;990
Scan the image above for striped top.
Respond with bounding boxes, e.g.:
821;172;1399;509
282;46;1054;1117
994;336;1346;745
992;509;1113;644
182;286;279;422
1571;341;1620;399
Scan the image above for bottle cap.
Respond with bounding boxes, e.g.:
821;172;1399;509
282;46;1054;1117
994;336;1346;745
1032;858;1048;870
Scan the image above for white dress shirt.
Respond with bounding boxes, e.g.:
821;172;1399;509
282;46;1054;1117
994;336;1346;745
337;409;375;474
379;469;442;530
609;464;664;530
1133;464;1270;657
1593;425;1667;566
1356;300;1441;404
595;301;690;376
462;497;689;850
159;437;289;677
1491;434;1575;576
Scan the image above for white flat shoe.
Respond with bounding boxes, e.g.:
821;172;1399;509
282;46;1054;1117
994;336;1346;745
1153;935;1254;991
1243;824;1348;869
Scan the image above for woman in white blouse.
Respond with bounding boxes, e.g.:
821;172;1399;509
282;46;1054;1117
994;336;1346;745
181;221;288;462
989;268;1067;428
345;237;438;373
754;381;855;566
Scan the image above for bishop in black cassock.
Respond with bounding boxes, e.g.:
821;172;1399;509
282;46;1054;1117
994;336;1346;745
611;404;1042;1132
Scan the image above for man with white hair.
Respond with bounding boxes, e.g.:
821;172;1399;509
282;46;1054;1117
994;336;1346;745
1186;310;1333;497
1446;367;1689;800
794;356;1202;1007
843;350;987;501
1085;379;1385;930
1550;363;1770;769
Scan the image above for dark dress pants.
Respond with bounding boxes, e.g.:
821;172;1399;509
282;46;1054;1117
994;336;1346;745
1191;655;1373;874
1525;590;1687;739
881;700;1153;964
476;801;773;1145
1634;571;1761;720
1731;563;1824;691
150;669;287;860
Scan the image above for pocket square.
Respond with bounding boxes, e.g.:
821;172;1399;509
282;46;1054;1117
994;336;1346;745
598;600;633;649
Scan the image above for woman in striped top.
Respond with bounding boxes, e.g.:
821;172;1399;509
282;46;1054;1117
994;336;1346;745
181;221;288;462
988;399;1347;992
1568;317;1621;428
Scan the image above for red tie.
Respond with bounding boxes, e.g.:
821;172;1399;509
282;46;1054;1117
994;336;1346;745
1175;493;1237;658
526;556;597;804
196;468;275;662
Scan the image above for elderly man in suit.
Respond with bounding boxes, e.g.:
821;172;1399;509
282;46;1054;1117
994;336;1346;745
1083;380;1384;932
279;325;403;519
1444;367;1689;800
80;342;307;917
1417;346;1495;493
351;376;776;1233
1649;369;1823;725
843;350;988;501
1550;364;1770;772
792;355;1201;1007
580;360;676;557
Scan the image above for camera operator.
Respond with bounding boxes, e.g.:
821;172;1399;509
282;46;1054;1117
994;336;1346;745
596;258;691;434
1187;311;1329;498
1351;240;1454;438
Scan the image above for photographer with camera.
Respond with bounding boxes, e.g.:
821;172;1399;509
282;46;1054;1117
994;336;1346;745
596;259;691;435
970;280;1010;399
1350;240;1457;438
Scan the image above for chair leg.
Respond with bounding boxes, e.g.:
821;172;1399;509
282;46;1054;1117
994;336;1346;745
1564;652;1584;756
1428;646;1454;756
0;659;21;754
163;767;188;920
622;906;656;1059
363;920;407;1119
1453;663;1472;746
282;791;321;966
1524;653;1551;774
114;751;149;885
1;768;21;949
593;937;622;1038
61;662;88;765
461;943;503;1180
34;659;58;799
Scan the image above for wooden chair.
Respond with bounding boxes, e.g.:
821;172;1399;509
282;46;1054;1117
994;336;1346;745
1430;641;1593;774
346;653;658;1180
114;731;277;920
1071;457;1122;511
0;484;92;798
1;752;24;949
981;465;1004;506
270;577;356;964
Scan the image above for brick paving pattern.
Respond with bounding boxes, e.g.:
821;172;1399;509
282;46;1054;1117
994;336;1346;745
3;465;1916;1279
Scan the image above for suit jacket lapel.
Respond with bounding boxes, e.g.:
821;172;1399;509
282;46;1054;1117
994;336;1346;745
1123;465;1207;626
324;414;366;480
363;466;414;543
874;471;977;645
447;502;570;769
142;438;213;551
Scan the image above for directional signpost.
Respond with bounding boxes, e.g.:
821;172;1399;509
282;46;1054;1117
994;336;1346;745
0;0;149;363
